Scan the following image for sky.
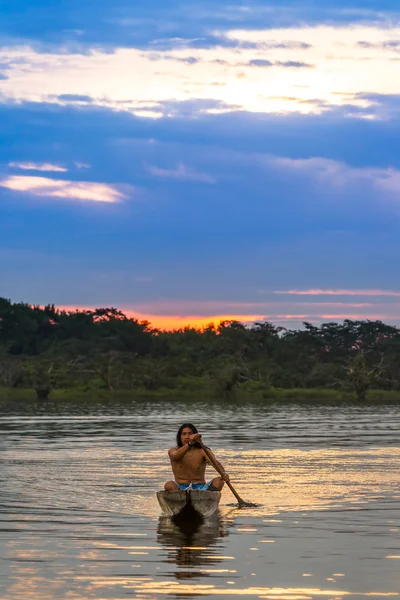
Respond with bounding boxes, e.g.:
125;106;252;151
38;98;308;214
1;0;400;329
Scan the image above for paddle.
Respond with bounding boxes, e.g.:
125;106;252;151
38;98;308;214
198;440;257;508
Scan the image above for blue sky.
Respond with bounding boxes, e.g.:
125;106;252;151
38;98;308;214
1;0;400;328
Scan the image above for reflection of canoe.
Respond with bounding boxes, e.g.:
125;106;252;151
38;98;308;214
156;490;221;520
157;514;227;573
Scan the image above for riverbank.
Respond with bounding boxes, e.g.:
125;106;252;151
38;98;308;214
1;386;400;403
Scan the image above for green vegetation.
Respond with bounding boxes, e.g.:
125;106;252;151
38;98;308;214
1;297;400;402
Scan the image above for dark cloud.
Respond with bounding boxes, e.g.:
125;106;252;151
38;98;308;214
261;41;312;49
358;40;400;51
145;37;309;53
248;59;313;67
358;41;375;48
149;37;264;51
56;94;94;102
149;98;241;117
176;56;199;64
1;97;400;180
1;0;397;53
276;60;314;67
385;40;400;49
249;59;274;67
147;53;200;64
355;92;400;117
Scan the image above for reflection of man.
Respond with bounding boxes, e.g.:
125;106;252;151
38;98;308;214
164;423;230;492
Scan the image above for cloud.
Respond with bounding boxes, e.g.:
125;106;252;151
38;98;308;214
56;94;94;102
215;34;312;50
0;0;397;56
276;61;314;68
353;92;400;118
2;23;400;118
248;59;314;68
148;162;216;183
0;175;126;202
147;53;200;64
153;98;240;117
358;40;400;51
273;289;400;297
248;59;274;67
270;156;400;196
8;162;68;172
3;97;396;172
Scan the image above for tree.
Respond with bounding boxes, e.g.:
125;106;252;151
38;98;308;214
1;297;400;396
345;351;385;401
23;359;56;400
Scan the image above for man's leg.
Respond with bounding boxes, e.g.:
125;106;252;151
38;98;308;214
208;477;224;491
164;481;179;491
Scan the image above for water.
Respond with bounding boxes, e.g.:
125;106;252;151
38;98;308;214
1;399;400;599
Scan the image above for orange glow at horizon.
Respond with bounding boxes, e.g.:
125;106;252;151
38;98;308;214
56;306;267;330
130;313;267;329
50;304;400;329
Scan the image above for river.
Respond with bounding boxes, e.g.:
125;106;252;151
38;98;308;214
1;398;400;599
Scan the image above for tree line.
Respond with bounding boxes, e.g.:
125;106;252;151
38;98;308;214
1;297;400;401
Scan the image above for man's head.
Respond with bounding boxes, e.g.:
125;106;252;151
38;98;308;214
177;422;198;447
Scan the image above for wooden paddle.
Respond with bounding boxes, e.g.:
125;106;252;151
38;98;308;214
198;440;257;508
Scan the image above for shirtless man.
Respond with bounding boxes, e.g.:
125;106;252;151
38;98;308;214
164;423;230;492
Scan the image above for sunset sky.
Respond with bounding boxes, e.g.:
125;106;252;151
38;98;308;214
1;0;400;329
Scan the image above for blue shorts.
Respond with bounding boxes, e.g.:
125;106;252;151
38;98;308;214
178;481;214;491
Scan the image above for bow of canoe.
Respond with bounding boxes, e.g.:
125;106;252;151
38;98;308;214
157;489;221;519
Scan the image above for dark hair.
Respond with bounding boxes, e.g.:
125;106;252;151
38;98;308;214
177;423;198;447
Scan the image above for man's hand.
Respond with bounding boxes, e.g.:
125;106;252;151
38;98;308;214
222;472;230;482
190;433;202;443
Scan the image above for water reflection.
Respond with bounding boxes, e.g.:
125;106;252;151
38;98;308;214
157;514;232;581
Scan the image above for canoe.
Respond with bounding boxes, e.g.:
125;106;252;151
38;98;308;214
157;490;221;519
156;489;221;520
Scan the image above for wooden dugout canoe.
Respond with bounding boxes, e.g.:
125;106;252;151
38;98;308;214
156;489;221;519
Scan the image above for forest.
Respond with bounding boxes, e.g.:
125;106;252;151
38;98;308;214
1;297;400;401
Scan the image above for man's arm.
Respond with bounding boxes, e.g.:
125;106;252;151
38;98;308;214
168;443;194;461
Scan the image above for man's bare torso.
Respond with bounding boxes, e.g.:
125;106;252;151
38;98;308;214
169;446;208;484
